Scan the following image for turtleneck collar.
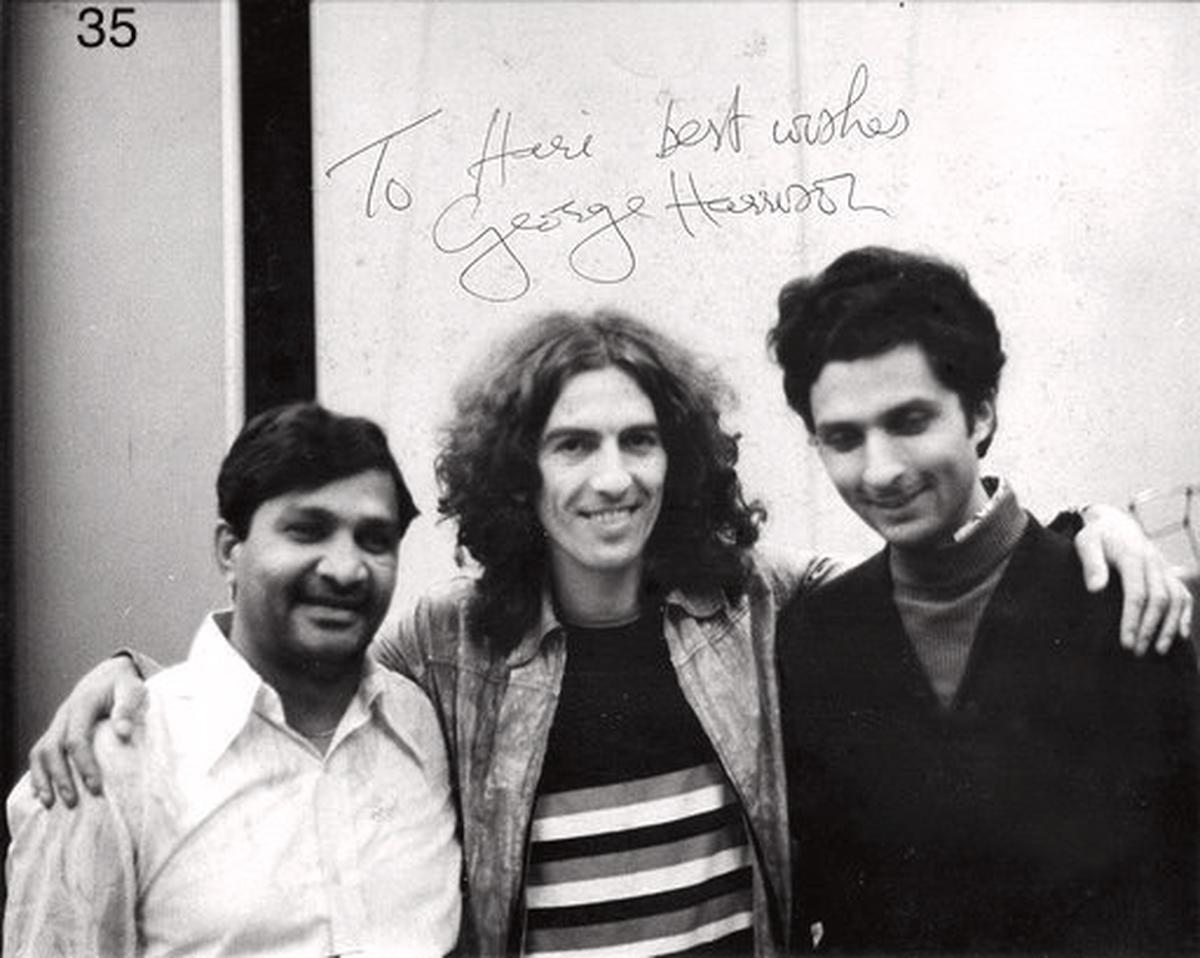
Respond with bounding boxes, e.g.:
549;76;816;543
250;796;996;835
890;477;1028;594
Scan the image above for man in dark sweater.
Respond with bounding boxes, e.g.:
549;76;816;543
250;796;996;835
770;247;1199;954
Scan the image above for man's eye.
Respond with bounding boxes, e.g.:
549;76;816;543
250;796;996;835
893;412;931;435
358;528;398;555
552;436;591;455
819;431;860;453
624;430;661;451
286;523;325;542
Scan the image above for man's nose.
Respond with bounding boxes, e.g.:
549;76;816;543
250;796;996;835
861;432;905;489
317;534;369;587
590;440;634;497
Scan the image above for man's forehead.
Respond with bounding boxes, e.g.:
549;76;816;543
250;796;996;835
267;469;399;516
543;368;659;431
812;343;947;422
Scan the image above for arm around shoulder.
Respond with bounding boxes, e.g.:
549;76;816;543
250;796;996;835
753;545;849;609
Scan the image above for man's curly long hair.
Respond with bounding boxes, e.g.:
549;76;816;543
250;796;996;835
436;309;765;652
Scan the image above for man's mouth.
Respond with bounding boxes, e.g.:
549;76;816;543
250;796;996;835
580;505;639;525
298;597;368;625
865;487;924;511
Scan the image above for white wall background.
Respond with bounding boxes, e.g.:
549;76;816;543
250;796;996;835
9;0;232;764
312;1;1200;601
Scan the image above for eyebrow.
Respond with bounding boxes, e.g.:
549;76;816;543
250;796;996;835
815;398;936;433
882;399;939;420
540;422;659;443
277;504;398;528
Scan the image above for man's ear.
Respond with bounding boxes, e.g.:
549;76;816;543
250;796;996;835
214;521;241;585
971;397;998;458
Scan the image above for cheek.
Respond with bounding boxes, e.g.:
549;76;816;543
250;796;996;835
643;452;668;495
649;465;668;498
819;451;858;491
370;558;399;593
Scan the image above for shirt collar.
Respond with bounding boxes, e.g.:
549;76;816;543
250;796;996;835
352;654;408;742
178;612;386;772
175;612;271;774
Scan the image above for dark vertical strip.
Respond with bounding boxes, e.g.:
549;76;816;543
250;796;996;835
0;0;14;910
239;0;316;417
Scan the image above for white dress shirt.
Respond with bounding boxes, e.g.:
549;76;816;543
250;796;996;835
5;613;462;957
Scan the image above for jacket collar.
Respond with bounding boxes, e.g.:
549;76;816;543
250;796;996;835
505;581;567;668
508;577;730;666
664;585;727;619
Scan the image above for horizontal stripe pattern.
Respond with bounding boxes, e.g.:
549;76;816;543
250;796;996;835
525;761;753;955
527;908;753;957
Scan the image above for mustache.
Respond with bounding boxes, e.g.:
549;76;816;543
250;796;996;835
293;584;371;610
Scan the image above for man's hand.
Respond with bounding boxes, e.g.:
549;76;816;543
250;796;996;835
1075;504;1194;655
28;656;148;809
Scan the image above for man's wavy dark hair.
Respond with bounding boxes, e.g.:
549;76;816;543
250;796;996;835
436;309;765;651
769;246;1006;456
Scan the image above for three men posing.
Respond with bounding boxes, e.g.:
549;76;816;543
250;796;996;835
11;252;1196;955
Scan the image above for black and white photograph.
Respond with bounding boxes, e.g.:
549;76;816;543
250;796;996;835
3;2;1199;955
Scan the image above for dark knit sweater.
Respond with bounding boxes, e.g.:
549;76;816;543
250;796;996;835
778;507;1199;955
891;479;1027;706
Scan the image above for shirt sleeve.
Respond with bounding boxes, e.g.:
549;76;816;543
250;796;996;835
4;771;139;958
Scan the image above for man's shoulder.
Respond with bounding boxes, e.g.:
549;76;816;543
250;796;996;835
417;575;479;615
746;544;847;605
1003;517;1121;620
779;548;888;621
378;575;484;677
371;664;441;716
398;575;478;645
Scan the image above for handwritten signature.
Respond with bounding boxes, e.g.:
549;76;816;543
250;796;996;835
665;168;889;237
432;191;648;303
323;67;908;303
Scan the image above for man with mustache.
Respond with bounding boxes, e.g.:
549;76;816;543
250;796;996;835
773;247;1198;954
22;311;1193;957
5;403;461;957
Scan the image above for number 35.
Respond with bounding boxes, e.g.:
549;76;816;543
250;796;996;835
77;6;138;49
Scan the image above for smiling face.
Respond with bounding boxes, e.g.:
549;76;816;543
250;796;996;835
809;342;994;550
536;366;667;597
217;468;401;681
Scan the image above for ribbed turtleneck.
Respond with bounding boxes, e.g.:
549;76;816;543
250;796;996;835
889;478;1028;707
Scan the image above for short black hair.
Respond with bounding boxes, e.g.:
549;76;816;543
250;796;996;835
769;246;1006;455
217;402;417;539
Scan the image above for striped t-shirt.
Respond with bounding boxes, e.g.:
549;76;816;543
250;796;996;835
523;608;754;957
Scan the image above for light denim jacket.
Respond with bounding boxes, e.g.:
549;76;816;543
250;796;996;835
373;550;840;957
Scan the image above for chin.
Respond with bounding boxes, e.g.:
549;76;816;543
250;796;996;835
296;630;372;662
882;524;951;550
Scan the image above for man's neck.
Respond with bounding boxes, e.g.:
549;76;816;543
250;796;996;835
274;667;361;740
551;561;645;627
890;479;1026;591
223;619;363;740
